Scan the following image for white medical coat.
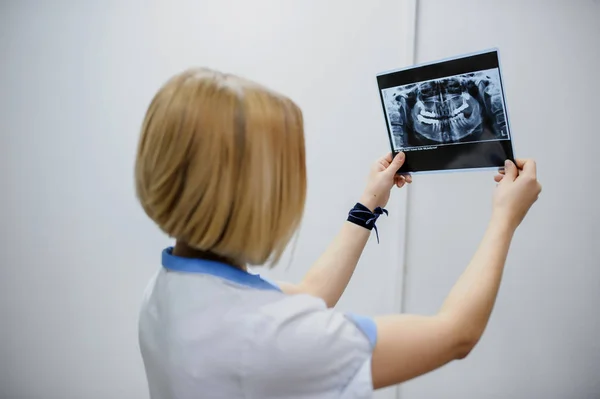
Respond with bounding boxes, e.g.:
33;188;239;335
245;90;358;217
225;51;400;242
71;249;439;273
138;247;377;398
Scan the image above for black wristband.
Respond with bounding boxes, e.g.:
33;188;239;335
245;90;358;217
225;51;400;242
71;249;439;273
347;203;388;243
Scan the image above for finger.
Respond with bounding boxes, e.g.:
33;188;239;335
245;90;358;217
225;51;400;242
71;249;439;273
382;152;393;164
518;159;537;178
385;152;406;175
501;159;518;183
513;159;527;169
404;174;413;184
378;157;391;169
377;153;393;170
394;174;406;188
494;174;504;183
497;168;505;175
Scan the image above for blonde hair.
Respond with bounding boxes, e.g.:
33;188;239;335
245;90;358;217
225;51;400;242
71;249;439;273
135;68;306;267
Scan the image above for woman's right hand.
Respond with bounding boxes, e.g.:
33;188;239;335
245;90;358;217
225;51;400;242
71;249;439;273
492;159;542;230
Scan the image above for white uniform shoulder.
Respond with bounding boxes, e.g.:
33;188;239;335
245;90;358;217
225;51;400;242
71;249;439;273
242;294;376;399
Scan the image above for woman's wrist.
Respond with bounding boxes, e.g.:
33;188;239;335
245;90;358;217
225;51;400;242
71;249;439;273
489;212;518;237
358;194;379;212
347;201;388;243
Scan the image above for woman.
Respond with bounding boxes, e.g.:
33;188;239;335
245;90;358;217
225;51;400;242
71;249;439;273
135;68;541;398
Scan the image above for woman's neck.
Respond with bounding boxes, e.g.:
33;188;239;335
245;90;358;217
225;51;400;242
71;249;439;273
172;241;247;271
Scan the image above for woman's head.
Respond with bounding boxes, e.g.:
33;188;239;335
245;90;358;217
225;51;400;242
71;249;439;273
135;68;306;267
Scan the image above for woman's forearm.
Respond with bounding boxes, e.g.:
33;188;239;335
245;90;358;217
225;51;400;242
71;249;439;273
439;215;516;344
281;152;407;307
298;221;371;307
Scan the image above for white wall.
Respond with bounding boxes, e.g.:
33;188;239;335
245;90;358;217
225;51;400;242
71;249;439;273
0;1;415;398
401;0;600;398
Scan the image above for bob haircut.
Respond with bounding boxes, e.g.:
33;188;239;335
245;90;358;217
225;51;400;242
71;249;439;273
135;68;306;267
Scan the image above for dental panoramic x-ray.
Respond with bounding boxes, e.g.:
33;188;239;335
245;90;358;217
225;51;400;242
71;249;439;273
382;69;507;148
377;50;515;174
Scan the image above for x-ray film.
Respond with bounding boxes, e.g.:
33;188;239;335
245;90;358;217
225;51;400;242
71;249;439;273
377;49;515;174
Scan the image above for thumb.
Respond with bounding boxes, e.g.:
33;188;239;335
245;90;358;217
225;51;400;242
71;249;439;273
501;159;518;183
385;152;405;175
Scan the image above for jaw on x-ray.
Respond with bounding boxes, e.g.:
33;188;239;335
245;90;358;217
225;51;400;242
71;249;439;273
385;71;508;149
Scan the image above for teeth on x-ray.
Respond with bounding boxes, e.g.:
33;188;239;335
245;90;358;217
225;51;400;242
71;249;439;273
383;69;508;148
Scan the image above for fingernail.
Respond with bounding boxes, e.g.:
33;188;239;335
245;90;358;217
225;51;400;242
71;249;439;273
398;152;405;160
505;160;510;168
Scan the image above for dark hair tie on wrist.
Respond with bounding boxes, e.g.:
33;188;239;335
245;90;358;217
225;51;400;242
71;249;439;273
347;203;388;243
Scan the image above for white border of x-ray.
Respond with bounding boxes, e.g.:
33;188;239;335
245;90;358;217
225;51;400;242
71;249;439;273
377;47;517;176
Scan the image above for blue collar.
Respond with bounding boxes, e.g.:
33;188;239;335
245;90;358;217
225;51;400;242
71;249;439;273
161;247;281;292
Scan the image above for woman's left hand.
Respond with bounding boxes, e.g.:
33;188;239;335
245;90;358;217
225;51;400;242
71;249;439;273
359;152;411;211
